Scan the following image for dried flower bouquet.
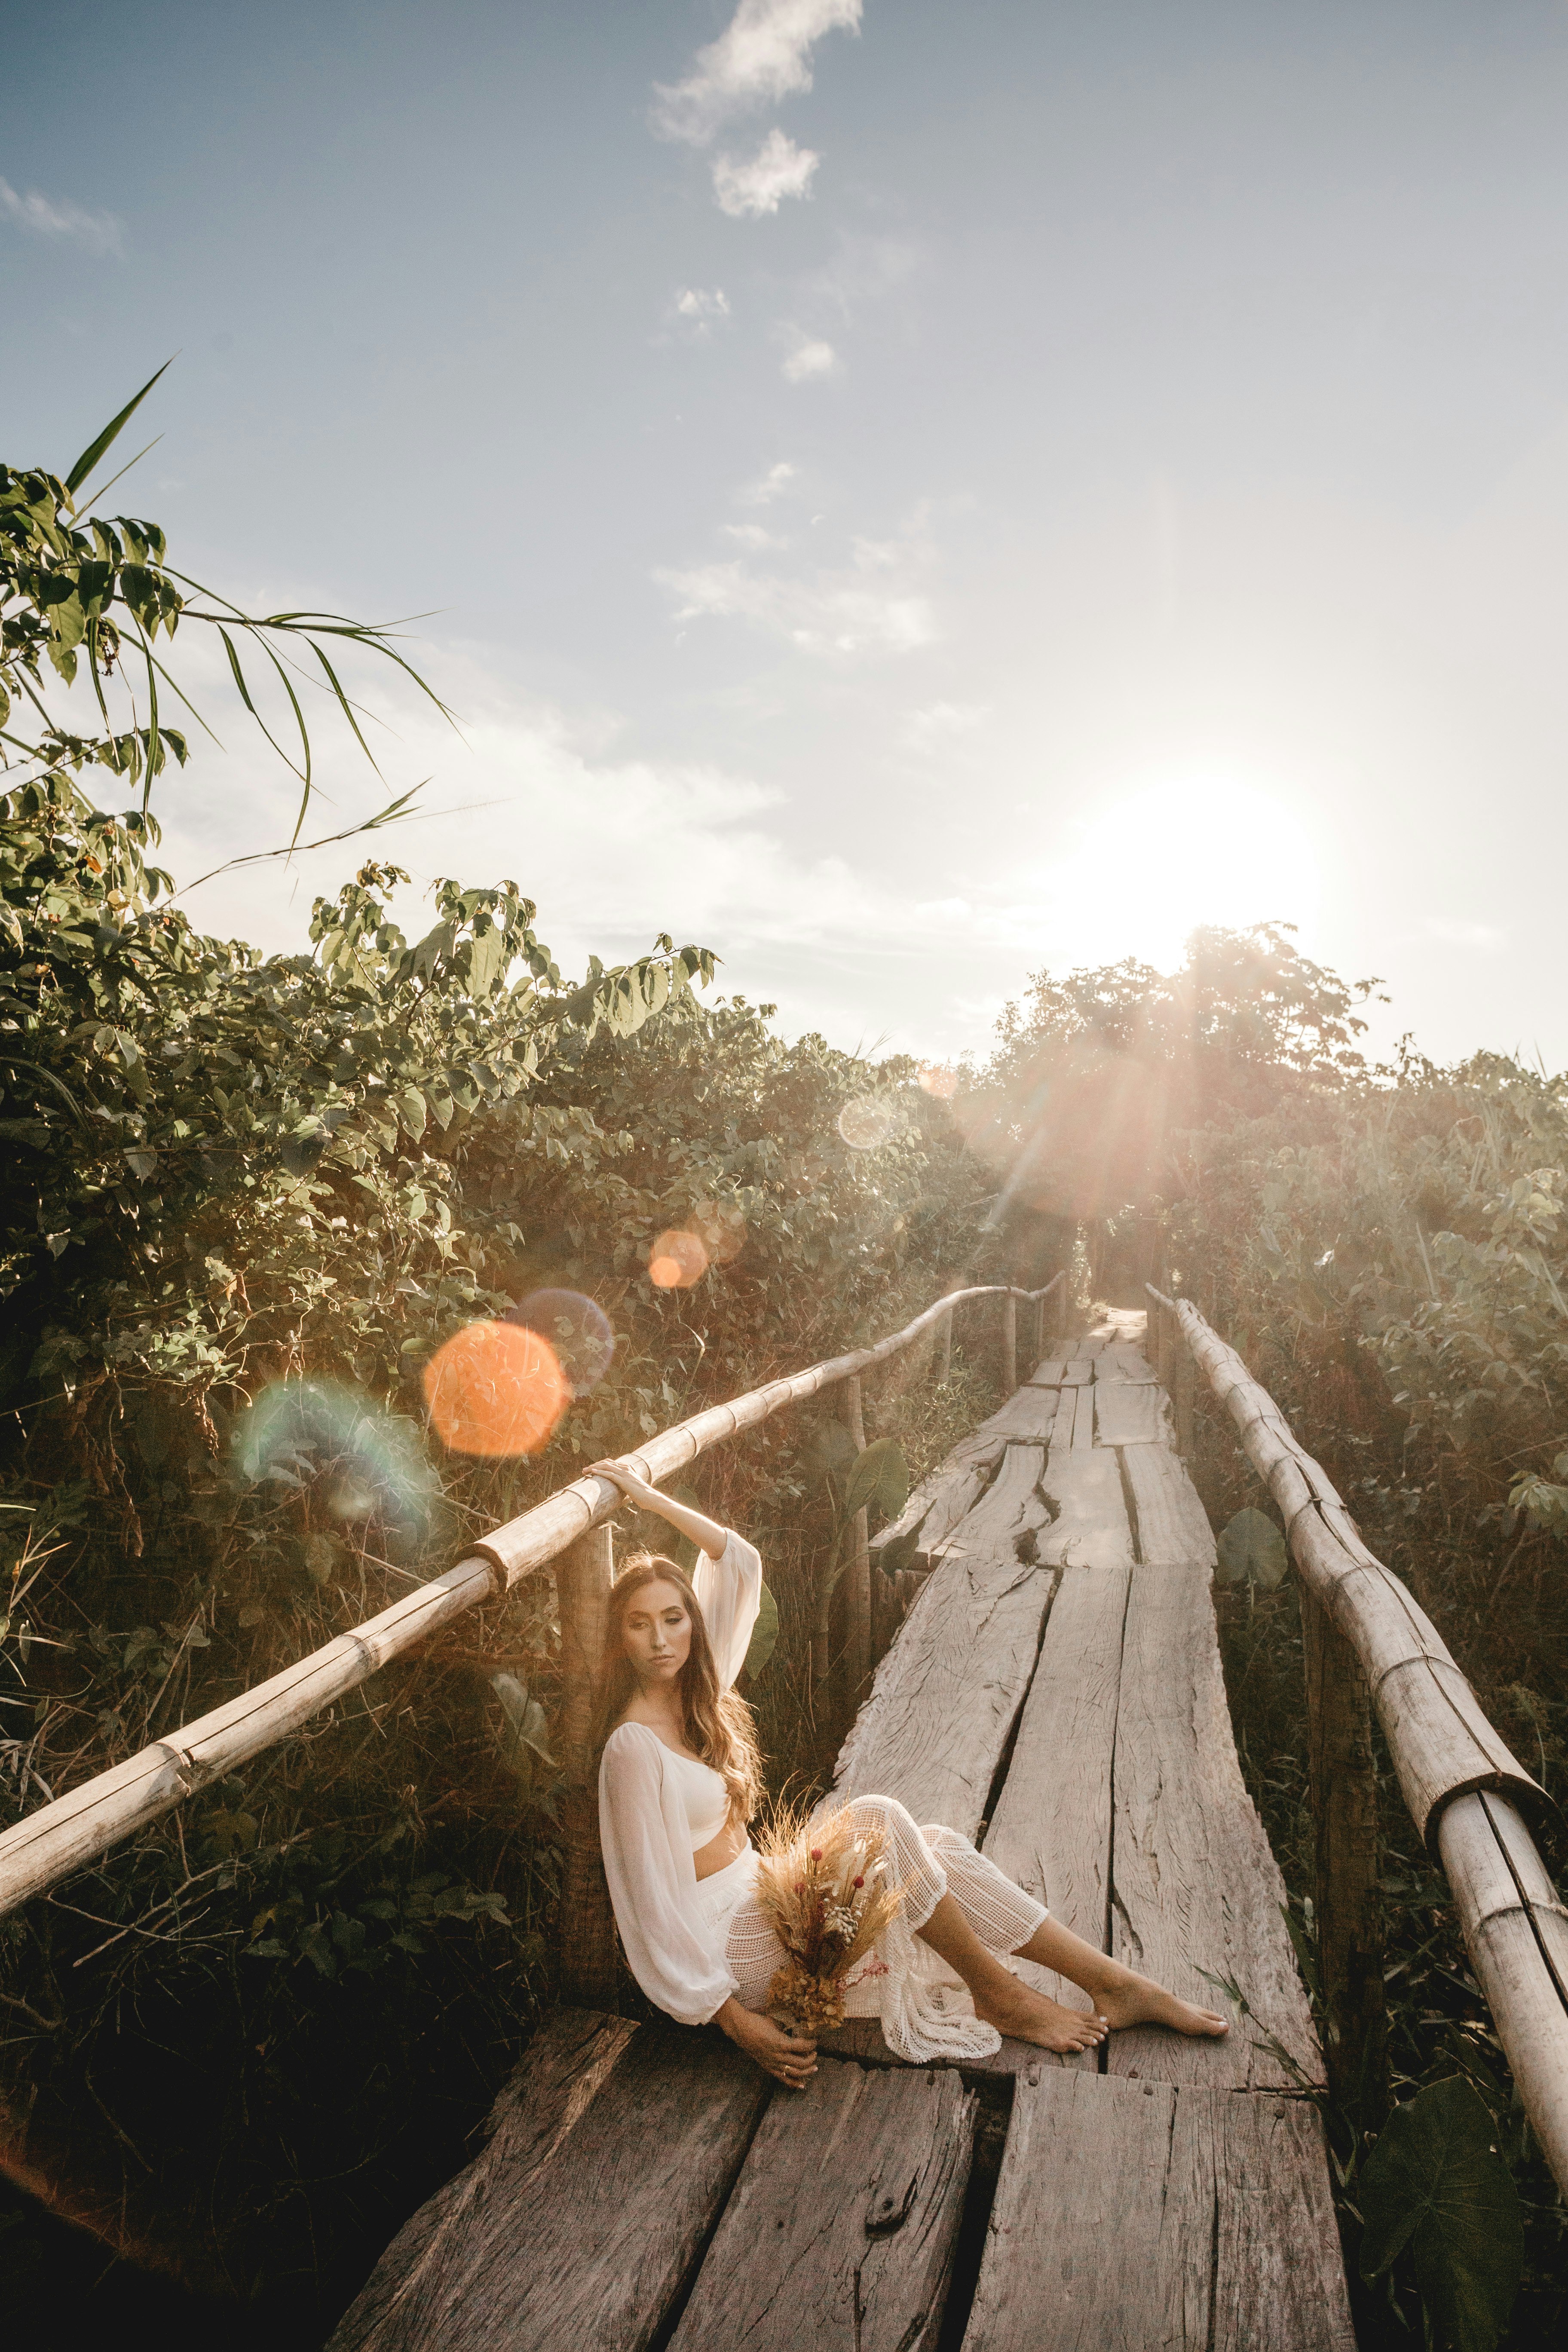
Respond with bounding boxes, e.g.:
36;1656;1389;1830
753;1802;906;2033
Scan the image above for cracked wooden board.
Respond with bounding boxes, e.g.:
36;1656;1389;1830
668;2058;973;2352
1123;1443;1217;1569
869;1427;1008;1573
329;2014;770;2352
1093;1382;1174;1448
975;1385;1060;1442
982;1561;1132;2063
1093;1343;1159;1384
836;1445;1056;1835
1107;1566;1322;2091
1026;1358;1094;1387
962;2072;1353;2351
1036;1449;1134;1570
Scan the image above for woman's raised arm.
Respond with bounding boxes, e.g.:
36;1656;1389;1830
590;1459;729;1559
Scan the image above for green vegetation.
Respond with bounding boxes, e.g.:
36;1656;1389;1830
0;405;1006;2326
3;393;1564;2345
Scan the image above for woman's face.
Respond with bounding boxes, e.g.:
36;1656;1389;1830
621;1578;692;1689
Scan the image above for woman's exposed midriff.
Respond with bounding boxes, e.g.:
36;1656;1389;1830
693;1816;748;1881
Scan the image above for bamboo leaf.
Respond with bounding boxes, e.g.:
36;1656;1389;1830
64;360;174;497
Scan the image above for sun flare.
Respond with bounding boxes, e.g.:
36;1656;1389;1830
1050;775;1320;971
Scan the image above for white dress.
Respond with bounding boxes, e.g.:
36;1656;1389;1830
597;1527;1048;2063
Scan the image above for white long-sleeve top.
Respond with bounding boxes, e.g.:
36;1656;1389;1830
597;1528;763;2026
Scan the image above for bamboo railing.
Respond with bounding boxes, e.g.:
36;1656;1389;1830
1149;1284;1568;2196
0;1275;1063;1925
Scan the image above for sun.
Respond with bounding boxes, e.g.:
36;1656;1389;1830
1057;774;1320;971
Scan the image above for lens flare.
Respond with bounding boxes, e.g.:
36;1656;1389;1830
232;1380;450;1566
423;1321;570;1455
506;1288;616;1395
918;1065;959;1100
649;1230;708;1289
837;1096;902;1150
689;1199;747;1265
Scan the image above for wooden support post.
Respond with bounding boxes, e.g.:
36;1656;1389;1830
1300;1585;1387;2124
556;1523;619;2011
1057;1261;1072;1340
1173;1338;1194;1456
934;1297;952;1385
843;1374;871;1704
1000;1293;1018;1395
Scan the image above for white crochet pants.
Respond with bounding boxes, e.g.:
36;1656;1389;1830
714;1794;1048;2065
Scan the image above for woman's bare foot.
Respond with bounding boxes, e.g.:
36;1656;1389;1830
973;1981;1109;2054
1095;1972;1229;2039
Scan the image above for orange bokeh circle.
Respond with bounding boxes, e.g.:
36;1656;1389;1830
423;1321;570;1456
649;1230;708;1289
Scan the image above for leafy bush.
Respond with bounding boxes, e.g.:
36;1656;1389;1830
1;408;1005;2322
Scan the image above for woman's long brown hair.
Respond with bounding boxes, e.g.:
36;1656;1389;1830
592;1553;763;1825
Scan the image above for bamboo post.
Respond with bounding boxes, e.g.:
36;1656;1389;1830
1057;1260;1072;1340
556;1523;619;2010
934;1296;953;1385
843;1374;871;1704
999;1293;1018;1395
1300;1584;1386;2123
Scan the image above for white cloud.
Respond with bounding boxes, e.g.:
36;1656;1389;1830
740;461;798;506
655;529;937;658
0;176;123;255
673;286;731;333
652;0;862;146
712;129;819;218
723;522;787;549
782;338;837;383
902;701;990;750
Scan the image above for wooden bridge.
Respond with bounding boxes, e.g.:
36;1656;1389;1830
2;1286;1565;2348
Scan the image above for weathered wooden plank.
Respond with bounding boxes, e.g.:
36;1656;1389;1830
977;1386;1060;1443
983;1562;1131;2057
1122;1444;1217;1568
869;1430;1008;1572
1093;1382;1174;1447
962;2072;1354;2352
1026;1357;1068;1387
1107;1567;1321;2090
328;2015;768;2352
1045;1386;1078;1453
1094;1344;1158;1384
836;1446;1055;1835
669;2058;974;2351
1071;1381;1096;1449
1037;1449;1134;1570
1027;1358;1094;1387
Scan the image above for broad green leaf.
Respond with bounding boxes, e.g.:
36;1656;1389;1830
842;1436;909;1525
742;1581;779;1682
1360;2076;1523;2352
467;923;508;1000
64;358;174;496
490;1671;557;1785
1217;1506;1288;1588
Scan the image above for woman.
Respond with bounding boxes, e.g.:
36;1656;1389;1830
592;1460;1228;2089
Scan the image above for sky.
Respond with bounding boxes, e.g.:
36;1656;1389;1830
5;0;1568;1071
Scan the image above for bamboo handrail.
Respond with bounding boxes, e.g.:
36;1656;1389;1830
0;1275;1063;1922
1150;1283;1568;2194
